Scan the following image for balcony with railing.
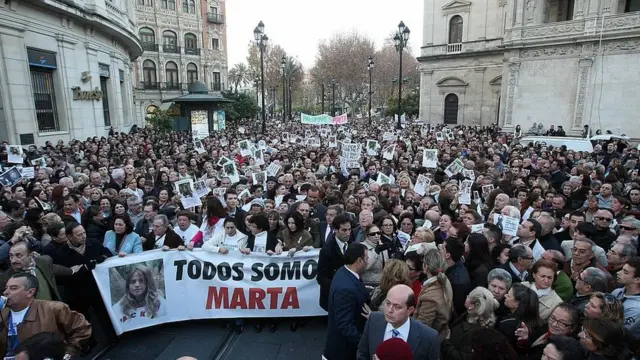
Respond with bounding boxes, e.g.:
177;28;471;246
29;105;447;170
420;38;504;58
211;82;224;91
447;43;463;54
162;45;181;54
138;81;159;90
141;43;159;52
207;13;224;24
162;82;183;91
184;47;201;56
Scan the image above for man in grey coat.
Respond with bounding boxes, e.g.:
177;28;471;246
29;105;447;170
357;284;440;360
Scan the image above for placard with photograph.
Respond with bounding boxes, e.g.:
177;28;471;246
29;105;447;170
7;145;23;164
423;149;438;168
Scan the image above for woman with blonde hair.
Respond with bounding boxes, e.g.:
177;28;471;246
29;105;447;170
584;292;625;325
441;287;501;360
414;249;453;342
369;259;411;310
112;265;167;324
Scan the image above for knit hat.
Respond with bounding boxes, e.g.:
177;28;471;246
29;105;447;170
375;338;413;360
250;198;265;209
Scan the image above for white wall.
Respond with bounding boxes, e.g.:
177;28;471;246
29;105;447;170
0;1;139;145
512;59;578;130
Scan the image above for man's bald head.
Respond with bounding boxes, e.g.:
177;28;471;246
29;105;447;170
176;357;198;360
425;210;440;224
387;284;415;307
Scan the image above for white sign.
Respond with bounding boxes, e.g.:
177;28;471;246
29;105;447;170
92;249;326;335
493;214;519;237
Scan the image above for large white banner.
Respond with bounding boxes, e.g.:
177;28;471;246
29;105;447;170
92;249;325;335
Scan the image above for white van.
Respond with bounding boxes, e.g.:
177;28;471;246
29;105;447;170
516;136;594;152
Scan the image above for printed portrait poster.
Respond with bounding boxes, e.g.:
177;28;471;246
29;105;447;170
103;258;168;334
422;149;438;168
493;214;519;236
7;145;23;164
30;157;46;167
237;140;252;157
382;144;396;161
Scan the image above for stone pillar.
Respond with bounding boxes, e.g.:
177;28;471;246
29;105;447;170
515;0;526;27
504;61;521;128
525;0;546;25
419;69;433;123
57;34;78;133
573;0;585;19
587;0;601;16
571;57;593;131
474;67;486;126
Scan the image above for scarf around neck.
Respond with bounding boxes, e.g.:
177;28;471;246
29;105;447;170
67;240;86;255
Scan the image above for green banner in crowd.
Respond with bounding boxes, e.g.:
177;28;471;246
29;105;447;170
301;113;334;125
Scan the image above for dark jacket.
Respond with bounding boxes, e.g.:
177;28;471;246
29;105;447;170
467;262;490;289
446;261;472;318
143;228;184;251
441;315;484;360
85;219;111;242
246;232;278;253
134;218;152;236
229;207;247;235
323;266;369;360
317;233;349;311
53;238;112;307
592;227;617;251
538;233;562;253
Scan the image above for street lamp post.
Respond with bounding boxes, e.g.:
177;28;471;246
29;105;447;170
288;75;293;120
330;79;336;116
393;21;410;130
321;83;325;114
367;56;374;122
253;21;269;134
281;55;286;120
254;79;259;120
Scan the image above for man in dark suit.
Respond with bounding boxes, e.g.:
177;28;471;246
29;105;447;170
357;284;440;360
498;244;534;283
323;243;370;360
0;241;75;301
319;205;342;248
143;214;185;251
317;214;353;311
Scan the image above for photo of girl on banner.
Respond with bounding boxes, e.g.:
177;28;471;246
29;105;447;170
110;260;167;328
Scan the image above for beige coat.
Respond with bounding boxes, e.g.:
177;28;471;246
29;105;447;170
522;281;563;322
413;278;452;343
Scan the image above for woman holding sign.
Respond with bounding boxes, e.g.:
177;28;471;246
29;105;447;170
201;217;248;253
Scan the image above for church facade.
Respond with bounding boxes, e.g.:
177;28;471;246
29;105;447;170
418;0;640;136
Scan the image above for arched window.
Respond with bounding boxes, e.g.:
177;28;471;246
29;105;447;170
139;28;156;51
444;93;459;124
184;33;198;54
162;31;178;53
142;60;157;89
449;16;463;44
182;0;188;12
189;0;195;13
187;63;198;84
165;61;179;89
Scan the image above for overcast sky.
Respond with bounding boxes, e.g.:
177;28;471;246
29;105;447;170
224;0;424;70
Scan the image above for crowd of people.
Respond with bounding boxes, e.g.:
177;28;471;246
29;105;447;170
0;116;638;360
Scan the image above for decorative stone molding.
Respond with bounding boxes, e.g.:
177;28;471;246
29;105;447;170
602;39;640;53
505;62;521;126
603;14;640;30
474;67;487;73
519;44;581;58
498;0;508;6
572;57;593;129
441;0;472;15
489;75;502;85
436;76;469;87
520;20;585;38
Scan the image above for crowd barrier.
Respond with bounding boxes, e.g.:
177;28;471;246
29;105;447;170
92;249;326;335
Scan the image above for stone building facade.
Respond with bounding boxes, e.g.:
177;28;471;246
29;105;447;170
133;0;228;122
0;0;142;145
418;0;640;136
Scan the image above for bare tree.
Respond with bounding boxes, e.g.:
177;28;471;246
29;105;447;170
310;31;375;115
372;36;419;114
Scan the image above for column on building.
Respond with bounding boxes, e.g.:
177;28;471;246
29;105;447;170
501;60;521;130
57;35;79;134
419;69;433;123
571;57;593;133
473;67;486;125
